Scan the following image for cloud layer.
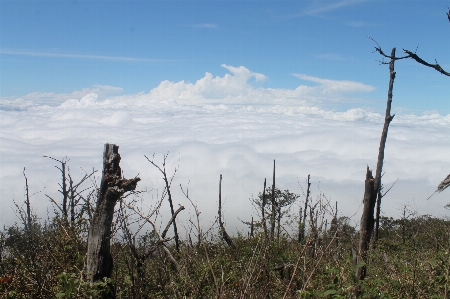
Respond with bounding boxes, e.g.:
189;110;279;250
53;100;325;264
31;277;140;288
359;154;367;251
1;65;449;234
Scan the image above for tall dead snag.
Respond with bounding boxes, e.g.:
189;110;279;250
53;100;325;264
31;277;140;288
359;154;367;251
261;178;268;239
270;160;276;241
87;144;140;287
372;47;396;249
298;174;311;243
356;167;377;281
218;174;233;247
357;48;396;280
23;168;32;233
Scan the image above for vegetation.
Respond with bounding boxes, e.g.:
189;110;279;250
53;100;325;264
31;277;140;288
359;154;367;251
1;155;450;298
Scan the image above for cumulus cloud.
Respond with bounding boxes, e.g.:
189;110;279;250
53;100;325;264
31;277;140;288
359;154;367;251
0;85;123;110
147;64;373;106
0;65;449;234
148;64;268;103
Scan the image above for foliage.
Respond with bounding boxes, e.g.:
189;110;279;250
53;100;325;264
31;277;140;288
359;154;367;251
2;204;450;298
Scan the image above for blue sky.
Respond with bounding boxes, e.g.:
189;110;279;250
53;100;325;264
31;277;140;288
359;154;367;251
0;1;449;229
1;0;449;114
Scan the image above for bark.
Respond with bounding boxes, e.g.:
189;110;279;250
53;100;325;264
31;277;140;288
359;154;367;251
23;168;32;232
262;178;268;239
270;160;276;241
373;47;396;248
218;174;234;247
373;188;382;249
87;144;140;286
162;168;180;252
298;207;302;243
356;167;377;281
299;174;311;242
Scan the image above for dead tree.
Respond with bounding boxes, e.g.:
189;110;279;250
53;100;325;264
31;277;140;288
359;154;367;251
118;200;183;275
218;174;233;247
355;167;377;281
145;153;180;252
44;155;97;226
119;199;184;274
373;46;396;242
371;8;450;195
44;156;69;222
262;178;268;239
86;144;140;287
298;174;311;243
356;48;396;281
270;160;276;241
23;168;32;233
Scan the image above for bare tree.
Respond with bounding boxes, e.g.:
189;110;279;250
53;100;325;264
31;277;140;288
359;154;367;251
44;155;97;226
270;160;276;241
298;174;311;243
261;178;268;238
23;168;32;233
218;174;233;247
356;47;397;283
371;9;450;197
120;199;183;273
86;144;140;292
145;153;180;252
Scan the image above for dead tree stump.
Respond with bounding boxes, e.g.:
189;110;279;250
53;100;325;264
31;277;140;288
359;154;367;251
86;144;140;287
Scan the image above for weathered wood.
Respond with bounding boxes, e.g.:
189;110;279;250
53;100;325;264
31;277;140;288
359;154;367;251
218;174;234;247
373;47;396;248
270;160;276;241
299;174;311;243
262;178;268;239
87;144;140;286
356;166;376;281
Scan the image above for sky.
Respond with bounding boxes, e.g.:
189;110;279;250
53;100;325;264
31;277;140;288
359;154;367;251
0;0;449;234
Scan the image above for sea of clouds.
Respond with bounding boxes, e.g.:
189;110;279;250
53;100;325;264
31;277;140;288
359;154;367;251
1;64;449;235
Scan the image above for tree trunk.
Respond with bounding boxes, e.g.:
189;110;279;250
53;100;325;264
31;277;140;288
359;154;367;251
218;174;233;247
373;47;396;248
270;160;276;241
299;174;311;243
87;144;140;288
262;178;268;239
356;166;376;281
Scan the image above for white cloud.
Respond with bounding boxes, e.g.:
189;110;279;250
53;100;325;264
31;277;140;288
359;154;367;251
0;49;169;62
146;65;372;106
0;85;123;109
187;23;218;29
315;53;347;60
293;74;375;94
0;65;449;235
346;21;377;27
148;64;269;103
303;0;367;16
281;0;368;20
